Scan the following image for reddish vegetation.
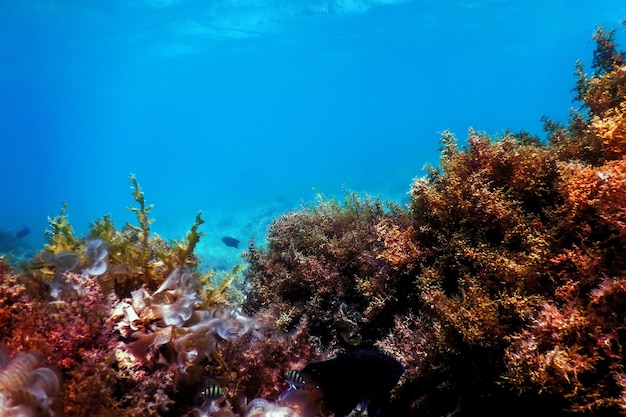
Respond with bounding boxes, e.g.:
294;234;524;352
0;191;319;416
244;195;415;349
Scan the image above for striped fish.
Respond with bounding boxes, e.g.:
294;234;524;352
200;383;226;401
284;369;306;390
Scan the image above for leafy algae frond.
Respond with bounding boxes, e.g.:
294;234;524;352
33;175;211;298
89;213;116;243
44;202;78;254
127;174;154;270
198;263;245;309
160;211;205;270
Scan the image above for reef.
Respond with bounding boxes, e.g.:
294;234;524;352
0;176;320;417
243;28;626;417
2;27;626;417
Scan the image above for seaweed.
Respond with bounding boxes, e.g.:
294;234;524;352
243;191;414;348
0;173;321;417
44;202;79;254
159;211;205;271
127;174;154;271
244;27;626;417
80;176;206;297
2;24;626;417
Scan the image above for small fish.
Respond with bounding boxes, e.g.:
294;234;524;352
299;350;404;417
221;236;240;249
284;369;306;390
16;226;30;239
200;383;226;401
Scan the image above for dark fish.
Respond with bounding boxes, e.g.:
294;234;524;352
16;226;30;239
299;350;404;417
221;236;240;249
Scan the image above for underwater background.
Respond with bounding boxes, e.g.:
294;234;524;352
3;2;626;417
1;0;625;270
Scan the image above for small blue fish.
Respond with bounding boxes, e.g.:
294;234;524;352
221;236;240;249
16;226;30;239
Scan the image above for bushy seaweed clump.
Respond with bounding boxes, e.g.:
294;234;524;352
35;174;206;297
0;176;320;417
244;192;416;349
244;28;626;417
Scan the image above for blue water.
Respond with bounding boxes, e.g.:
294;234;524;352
1;1;625;268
